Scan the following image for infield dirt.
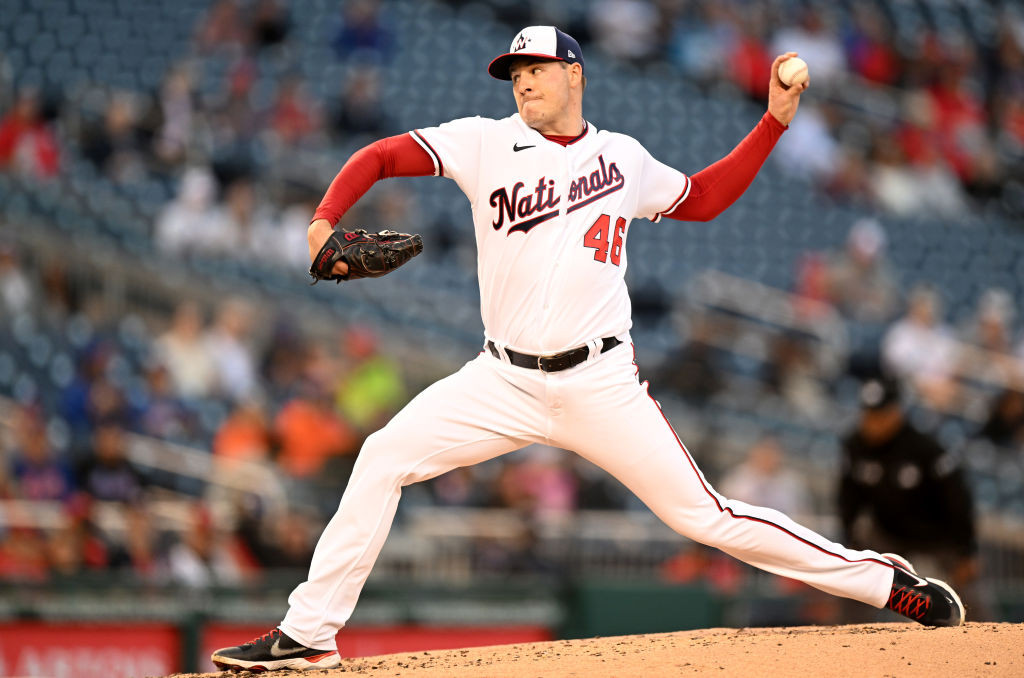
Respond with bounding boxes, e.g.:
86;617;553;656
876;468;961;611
166;622;1021;677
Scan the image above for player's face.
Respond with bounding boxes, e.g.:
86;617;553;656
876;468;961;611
510;60;572;132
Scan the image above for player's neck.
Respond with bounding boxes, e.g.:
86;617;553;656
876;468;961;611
529;112;584;137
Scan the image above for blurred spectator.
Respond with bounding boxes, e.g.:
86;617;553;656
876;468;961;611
771;8;846;82
60;340;113;443
762;332;829;419
572;455;629;510
155;300;217;400
726;7;774;101
881;285;958;410
886;91;971;217
490;446;577;518
658;315;724;404
473;519;557;576
151;66;199;168
842;5;901;86
206;298;260;402
275;192;320;270
0;528;49;581
213;398;273;463
155;166;220;256
957;288;1021;387
0;244;33;315
76;420;148;504
430;467;488;508
589;0;661;63
39;260;81;317
269;76;322;146
274;376;356;479
926;45;987;184
260;318;308;394
59;340;133;448
237;506;315;568
250;0;290;51
164;503;255;588
331;69;390;139
332;0;393;62
80;93;148;183
979;387;1024;449
825;218;899;323
334;326;406;432
8;407;74;502
208;58;261;153
719;436;812;520
47;494;154;577
839;378;979;603
665;3;734;86
195;0;250;53
0;88;60;178
660;542;745;595
773;102;840;182
137;362;195;443
206;177;277;257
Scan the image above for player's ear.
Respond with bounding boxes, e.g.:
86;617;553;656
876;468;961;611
569;63;584;90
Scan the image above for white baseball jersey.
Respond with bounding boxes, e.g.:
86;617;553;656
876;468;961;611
410;114;691;354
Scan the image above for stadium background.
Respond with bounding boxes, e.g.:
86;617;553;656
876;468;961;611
1;0;1023;675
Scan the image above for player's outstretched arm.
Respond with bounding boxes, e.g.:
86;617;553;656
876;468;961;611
307;133;435;278
767;52;809;127
662;53;808;223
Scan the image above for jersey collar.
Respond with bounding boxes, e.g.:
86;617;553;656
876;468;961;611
512;114;593;147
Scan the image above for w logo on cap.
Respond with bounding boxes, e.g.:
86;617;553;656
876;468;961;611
514;34;528;51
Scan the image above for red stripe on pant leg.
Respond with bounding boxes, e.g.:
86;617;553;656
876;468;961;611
645;392;895;571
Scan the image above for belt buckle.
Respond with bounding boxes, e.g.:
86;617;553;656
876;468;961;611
537;355;548;372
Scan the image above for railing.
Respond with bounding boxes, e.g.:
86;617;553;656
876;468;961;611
685;269;1024;423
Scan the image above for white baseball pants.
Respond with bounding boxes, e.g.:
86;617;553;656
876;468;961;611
280;341;895;650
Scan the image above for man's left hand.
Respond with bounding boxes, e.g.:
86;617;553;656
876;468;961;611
767;52;809;127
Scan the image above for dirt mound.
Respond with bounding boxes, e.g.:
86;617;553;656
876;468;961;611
169;622;1021;677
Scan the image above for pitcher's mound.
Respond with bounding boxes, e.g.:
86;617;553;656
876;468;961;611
169;622;1021;677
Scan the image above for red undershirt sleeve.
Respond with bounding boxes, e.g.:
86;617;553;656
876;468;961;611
312;133;436;226
665;111;787;222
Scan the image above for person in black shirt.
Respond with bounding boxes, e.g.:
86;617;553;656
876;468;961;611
839;377;983;617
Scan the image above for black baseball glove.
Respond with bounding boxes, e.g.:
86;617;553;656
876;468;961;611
309;228;423;283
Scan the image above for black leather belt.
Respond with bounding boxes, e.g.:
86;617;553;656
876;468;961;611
487;337;622;372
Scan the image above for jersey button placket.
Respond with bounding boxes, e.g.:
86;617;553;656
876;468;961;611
539;148;568;334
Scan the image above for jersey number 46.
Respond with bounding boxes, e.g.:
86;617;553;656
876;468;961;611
584;214;627;266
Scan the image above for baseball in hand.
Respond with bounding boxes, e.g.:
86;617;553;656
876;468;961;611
778;57;809;87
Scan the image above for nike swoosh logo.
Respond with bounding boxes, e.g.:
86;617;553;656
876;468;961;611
269;638;301;658
513;143;536;152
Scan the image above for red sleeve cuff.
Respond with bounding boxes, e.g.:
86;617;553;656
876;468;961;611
764;110;789;132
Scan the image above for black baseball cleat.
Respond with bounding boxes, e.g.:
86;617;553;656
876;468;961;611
210;628;341;673
882;553;965;627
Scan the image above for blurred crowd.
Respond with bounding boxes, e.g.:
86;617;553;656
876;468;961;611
0;253;412;583
2;0;1023;602
661;215;1024;449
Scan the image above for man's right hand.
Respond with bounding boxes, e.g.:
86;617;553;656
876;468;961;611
767;52;809;127
308;218;349;276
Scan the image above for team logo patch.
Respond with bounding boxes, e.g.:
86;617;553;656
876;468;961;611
513;34;528;51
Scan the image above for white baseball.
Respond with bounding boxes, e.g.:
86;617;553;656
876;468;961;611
778;56;809;87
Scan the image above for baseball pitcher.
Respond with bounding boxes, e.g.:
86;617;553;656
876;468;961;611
213;26;964;672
